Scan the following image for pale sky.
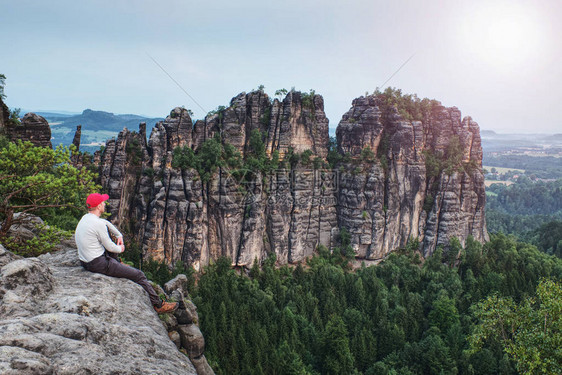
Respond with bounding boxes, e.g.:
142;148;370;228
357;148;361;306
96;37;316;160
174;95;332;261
1;0;560;133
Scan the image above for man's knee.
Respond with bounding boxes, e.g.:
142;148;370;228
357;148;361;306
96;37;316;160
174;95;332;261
120;264;147;283
104;258;152;286
130;267;147;282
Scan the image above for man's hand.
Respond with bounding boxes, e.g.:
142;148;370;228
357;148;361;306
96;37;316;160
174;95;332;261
116;237;125;253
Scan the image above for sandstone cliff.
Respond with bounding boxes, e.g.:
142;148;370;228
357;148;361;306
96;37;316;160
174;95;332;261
96;90;488;268
0;218;213;374
4;112;52;148
0;97;9;135
336;96;488;258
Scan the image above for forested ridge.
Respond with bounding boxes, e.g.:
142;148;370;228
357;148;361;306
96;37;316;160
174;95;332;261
192;235;562;374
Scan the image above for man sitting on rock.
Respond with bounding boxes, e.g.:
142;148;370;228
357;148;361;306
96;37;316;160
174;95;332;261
75;193;178;314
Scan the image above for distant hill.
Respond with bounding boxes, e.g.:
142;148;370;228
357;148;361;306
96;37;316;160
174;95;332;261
29;109;164;153
480;129;497;136
26;109;79;117
481;131;562;153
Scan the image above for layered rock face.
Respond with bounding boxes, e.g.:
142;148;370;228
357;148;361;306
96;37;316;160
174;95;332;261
72;125;82;150
97;91;488;268
0;97;9;134
5;112;52;148
336;97;488;258
100;91;335;269
0;242;206;374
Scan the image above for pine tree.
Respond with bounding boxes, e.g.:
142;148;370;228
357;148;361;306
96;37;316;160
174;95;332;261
320;316;354;375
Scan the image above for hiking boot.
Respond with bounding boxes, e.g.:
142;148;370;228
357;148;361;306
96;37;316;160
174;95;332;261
154;301;179;314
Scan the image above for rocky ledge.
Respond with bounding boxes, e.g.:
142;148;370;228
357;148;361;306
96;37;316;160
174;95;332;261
4;112;52;149
0;242;212;375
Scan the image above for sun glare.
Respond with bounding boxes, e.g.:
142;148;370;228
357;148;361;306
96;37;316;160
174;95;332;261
460;2;544;69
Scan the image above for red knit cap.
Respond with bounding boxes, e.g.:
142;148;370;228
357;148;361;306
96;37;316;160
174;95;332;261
86;193;109;208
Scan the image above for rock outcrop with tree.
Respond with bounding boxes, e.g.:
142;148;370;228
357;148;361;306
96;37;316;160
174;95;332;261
94;88;488;268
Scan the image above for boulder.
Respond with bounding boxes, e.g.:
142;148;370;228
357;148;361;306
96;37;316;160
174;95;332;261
190;355;215;375
0;244;21;268
160;313;179;332
164;274;190;296
178;324;205;359
0;346;53;375
185;299;199;326
171;290;194;325
0;245;197;374
169;330;181;349
6;213;45;241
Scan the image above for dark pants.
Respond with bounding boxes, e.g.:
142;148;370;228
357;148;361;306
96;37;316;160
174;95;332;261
81;252;162;307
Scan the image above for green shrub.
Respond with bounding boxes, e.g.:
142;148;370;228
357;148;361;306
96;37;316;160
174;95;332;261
207;105;227;121
286;147;300;169
424;136;471;178
274;88;288;99
0;140;98;239
300;89;316;109
126;136;142;166
327;137;342;168
423;194;434;214
424;150;442;178
301;149;313;166
361;147;375;163
3;224;71;257
259;107;271;126
373;87;440;122
8;108;21;126
143;167;155;178
172;135;228;183
313;157;324;169
172;145;197;170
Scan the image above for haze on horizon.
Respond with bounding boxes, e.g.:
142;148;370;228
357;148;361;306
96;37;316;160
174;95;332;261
0;0;560;134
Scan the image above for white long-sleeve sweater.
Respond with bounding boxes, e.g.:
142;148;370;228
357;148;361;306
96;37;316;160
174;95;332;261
75;213;123;262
